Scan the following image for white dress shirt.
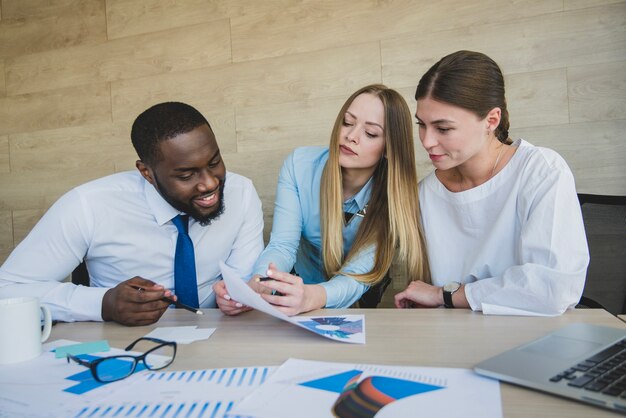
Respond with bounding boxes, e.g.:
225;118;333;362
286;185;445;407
0;171;264;322
419;139;589;315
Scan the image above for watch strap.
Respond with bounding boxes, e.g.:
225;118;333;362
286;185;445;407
443;288;454;308
443;282;460;309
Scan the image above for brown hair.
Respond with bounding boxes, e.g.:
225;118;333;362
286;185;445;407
415;50;512;144
321;84;431;285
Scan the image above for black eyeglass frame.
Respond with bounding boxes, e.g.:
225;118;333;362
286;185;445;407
66;337;177;383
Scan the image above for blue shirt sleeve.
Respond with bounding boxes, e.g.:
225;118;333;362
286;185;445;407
253;147;373;308
319;244;373;308
253;151;303;276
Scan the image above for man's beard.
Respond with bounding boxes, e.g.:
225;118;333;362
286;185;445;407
153;174;226;226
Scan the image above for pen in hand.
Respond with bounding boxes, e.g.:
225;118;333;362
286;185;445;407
128;284;203;315
254;277;285;296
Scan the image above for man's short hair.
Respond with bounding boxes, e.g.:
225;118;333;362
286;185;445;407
131;102;212;165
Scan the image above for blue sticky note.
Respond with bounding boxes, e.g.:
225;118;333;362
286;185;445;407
55;340;110;358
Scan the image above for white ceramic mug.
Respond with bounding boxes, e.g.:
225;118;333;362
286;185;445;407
0;297;52;364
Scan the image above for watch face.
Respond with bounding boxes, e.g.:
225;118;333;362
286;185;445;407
444;282;461;292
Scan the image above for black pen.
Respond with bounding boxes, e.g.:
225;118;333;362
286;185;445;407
129;285;203;315
254;277;284;296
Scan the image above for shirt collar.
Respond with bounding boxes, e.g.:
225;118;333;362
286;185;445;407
343;176;373;212
143;178;180;226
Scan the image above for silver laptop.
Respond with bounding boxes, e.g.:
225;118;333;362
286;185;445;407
474;323;626;413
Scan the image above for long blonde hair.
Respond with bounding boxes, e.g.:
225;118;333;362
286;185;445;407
320;84;430;285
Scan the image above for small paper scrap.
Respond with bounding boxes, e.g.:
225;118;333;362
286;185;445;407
54;340;110;358
144;326;216;344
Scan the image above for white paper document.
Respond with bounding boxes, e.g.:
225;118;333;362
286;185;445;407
0;339;168;418
144;326;216;344
0;338;275;418
68;365;276;418
231;358;502;418
220;262;365;344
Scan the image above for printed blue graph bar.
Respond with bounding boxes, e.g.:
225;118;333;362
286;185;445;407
70;367;275;418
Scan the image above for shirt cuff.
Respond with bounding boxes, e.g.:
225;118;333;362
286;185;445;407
463;282;482;312
318;277;368;308
71;286;109;321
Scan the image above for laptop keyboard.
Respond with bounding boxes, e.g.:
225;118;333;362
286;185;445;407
550;338;626;397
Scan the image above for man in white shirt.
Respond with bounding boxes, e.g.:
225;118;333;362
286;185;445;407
0;102;264;326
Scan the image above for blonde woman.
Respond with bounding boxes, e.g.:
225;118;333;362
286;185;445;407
214;84;430;315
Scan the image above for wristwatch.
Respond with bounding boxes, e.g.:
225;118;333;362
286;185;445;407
443;281;461;308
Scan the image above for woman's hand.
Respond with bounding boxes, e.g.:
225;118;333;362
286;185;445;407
257;263;326;316
394;280;469;309
213;280;252;316
394;280;444;309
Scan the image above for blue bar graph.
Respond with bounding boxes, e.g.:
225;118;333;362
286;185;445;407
74;401;253;418
70;367;273;418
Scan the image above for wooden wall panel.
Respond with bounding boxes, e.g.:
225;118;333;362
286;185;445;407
231;0;562;62
2;0;89;17
0;58;5;96
381;3;626;89
6;20;232;95
207;107;238;154
564;0;625;11
106;0;233;39
0;83;111;136
236;96;344;153
506;68;569;129
0;0;106;59
225;148;294;242
0;136;9;173
111;42;382;122
0;211;12;264
0;167;114;211
9;123;129;173
568;61;626;122
511;120;626;195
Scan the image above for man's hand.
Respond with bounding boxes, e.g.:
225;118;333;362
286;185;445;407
102;277;172;326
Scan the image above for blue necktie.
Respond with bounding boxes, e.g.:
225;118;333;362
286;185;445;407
171;215;199;308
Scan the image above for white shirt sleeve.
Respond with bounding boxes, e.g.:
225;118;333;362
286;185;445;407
0;189;109;322
464;158;589;315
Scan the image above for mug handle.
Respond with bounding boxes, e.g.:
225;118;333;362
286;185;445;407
40;305;52;342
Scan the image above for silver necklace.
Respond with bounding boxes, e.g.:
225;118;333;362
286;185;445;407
490;142;505;177
457;142;505;192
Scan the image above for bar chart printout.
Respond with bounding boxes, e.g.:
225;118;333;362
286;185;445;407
231;358;502;418
0;339;169;418
69;365;275;418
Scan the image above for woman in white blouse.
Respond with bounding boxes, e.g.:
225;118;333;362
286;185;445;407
395;50;589;315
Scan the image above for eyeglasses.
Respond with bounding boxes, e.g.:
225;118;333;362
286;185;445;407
66;337;177;383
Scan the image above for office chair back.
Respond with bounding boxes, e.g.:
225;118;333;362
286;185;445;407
577;194;626;315
71;260;90;287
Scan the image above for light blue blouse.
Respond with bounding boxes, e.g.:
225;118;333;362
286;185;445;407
253;146;374;308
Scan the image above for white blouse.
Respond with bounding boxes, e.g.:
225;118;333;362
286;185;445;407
419;139;589;315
